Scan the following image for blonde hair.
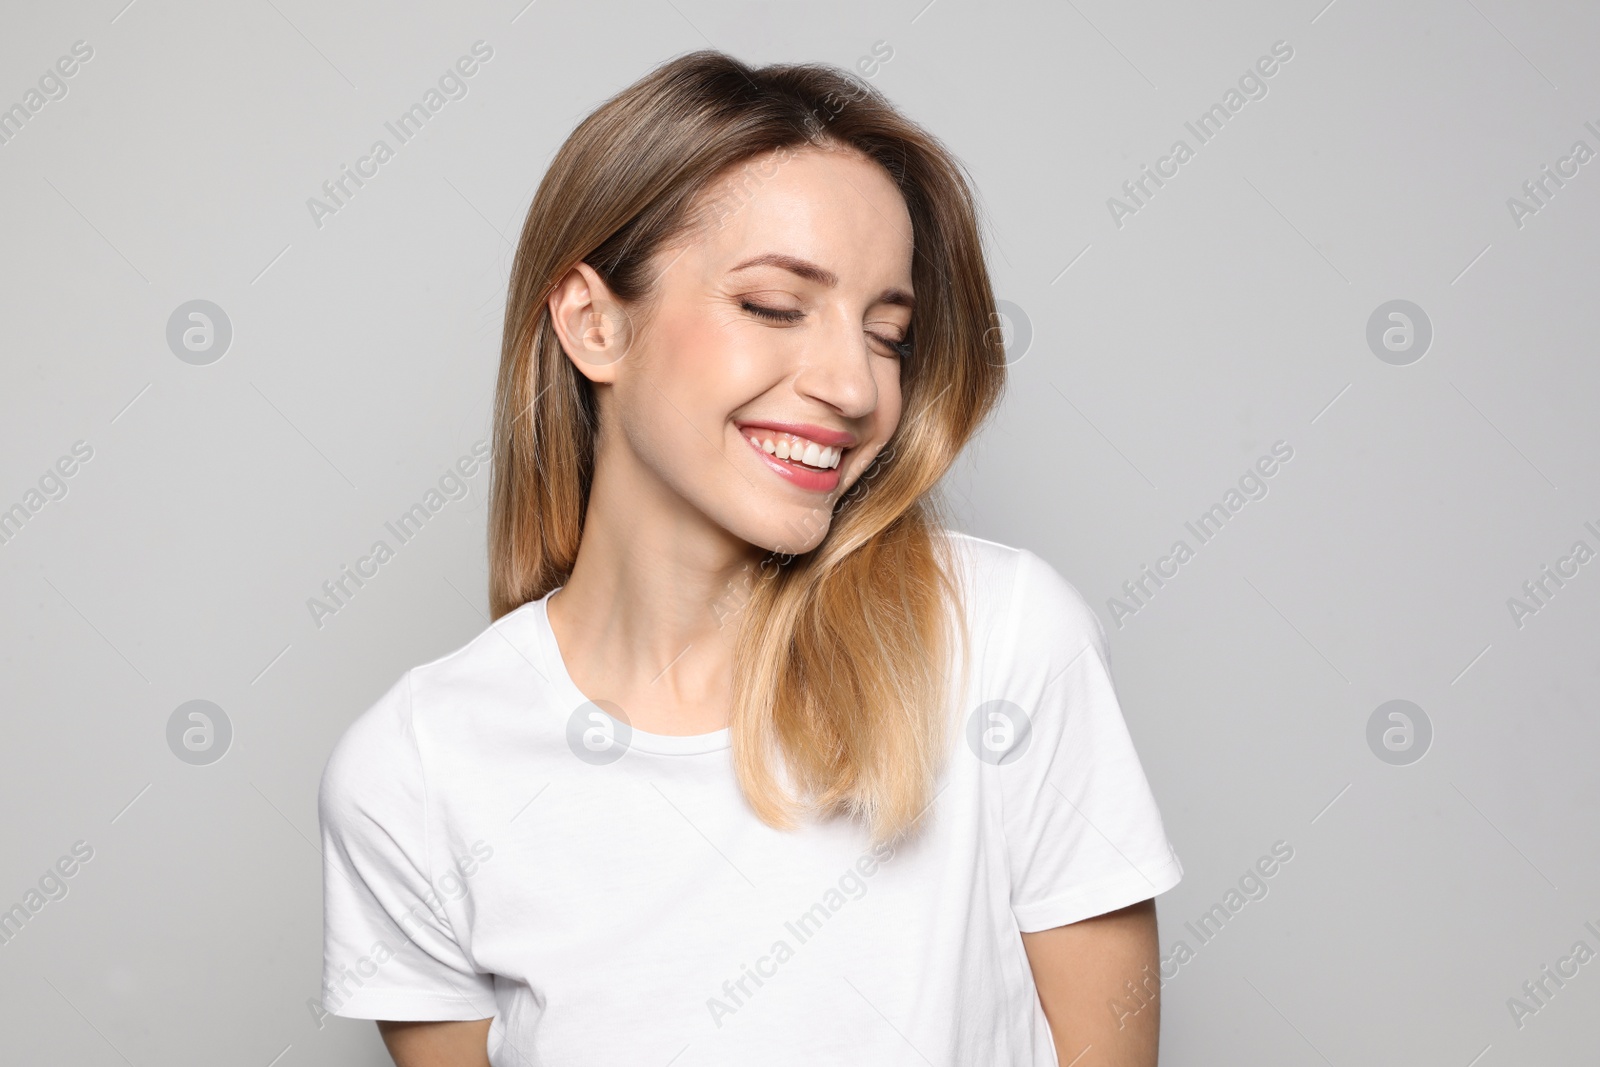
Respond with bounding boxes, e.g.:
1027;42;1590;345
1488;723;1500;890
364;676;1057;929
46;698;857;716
488;50;1006;844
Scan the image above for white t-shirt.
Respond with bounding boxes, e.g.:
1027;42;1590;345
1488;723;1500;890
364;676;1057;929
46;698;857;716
318;531;1183;1065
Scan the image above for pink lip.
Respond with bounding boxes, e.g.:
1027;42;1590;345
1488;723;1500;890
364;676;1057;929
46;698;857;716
740;434;841;493
734;420;858;449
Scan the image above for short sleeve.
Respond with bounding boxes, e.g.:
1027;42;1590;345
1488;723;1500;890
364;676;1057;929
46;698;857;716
995;550;1183;933
318;670;497;1020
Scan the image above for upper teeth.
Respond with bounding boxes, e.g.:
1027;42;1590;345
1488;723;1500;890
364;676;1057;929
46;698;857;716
745;432;843;469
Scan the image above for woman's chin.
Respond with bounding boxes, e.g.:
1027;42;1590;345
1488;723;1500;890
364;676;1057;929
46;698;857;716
722;508;832;559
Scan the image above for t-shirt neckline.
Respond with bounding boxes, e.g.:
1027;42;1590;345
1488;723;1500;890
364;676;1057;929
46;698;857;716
535;588;732;755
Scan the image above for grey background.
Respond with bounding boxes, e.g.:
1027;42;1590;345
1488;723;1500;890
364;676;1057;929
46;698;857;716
2;0;1596;1064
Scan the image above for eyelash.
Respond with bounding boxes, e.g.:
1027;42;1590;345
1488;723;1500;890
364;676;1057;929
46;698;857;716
741;301;912;359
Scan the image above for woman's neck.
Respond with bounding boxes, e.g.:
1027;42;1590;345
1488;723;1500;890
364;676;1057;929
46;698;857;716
545;438;762;735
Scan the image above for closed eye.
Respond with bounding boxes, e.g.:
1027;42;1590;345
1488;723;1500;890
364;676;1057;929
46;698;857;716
874;332;912;359
744;301;910;359
741;301;803;324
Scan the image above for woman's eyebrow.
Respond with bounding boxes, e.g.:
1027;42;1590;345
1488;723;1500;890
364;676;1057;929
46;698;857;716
727;252;915;310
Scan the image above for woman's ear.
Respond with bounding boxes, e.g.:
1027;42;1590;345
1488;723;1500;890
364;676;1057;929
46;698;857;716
547;262;633;384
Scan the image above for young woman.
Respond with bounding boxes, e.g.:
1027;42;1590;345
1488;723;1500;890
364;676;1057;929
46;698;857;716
319;50;1183;1067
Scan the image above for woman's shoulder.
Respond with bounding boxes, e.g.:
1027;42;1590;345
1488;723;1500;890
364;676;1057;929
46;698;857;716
318;670;420;838
936;528;1107;664
402;598;552;713
319;602;551;820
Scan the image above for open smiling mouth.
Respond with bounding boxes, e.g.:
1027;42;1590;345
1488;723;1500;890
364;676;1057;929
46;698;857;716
738;428;847;492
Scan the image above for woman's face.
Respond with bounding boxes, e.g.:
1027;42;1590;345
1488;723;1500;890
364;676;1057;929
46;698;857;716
558;144;914;556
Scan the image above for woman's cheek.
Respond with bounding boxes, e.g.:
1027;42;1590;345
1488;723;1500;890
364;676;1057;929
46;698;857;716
702;324;769;384
880;357;903;409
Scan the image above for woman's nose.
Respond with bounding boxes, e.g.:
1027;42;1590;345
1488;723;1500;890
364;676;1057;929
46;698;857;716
791;311;880;417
